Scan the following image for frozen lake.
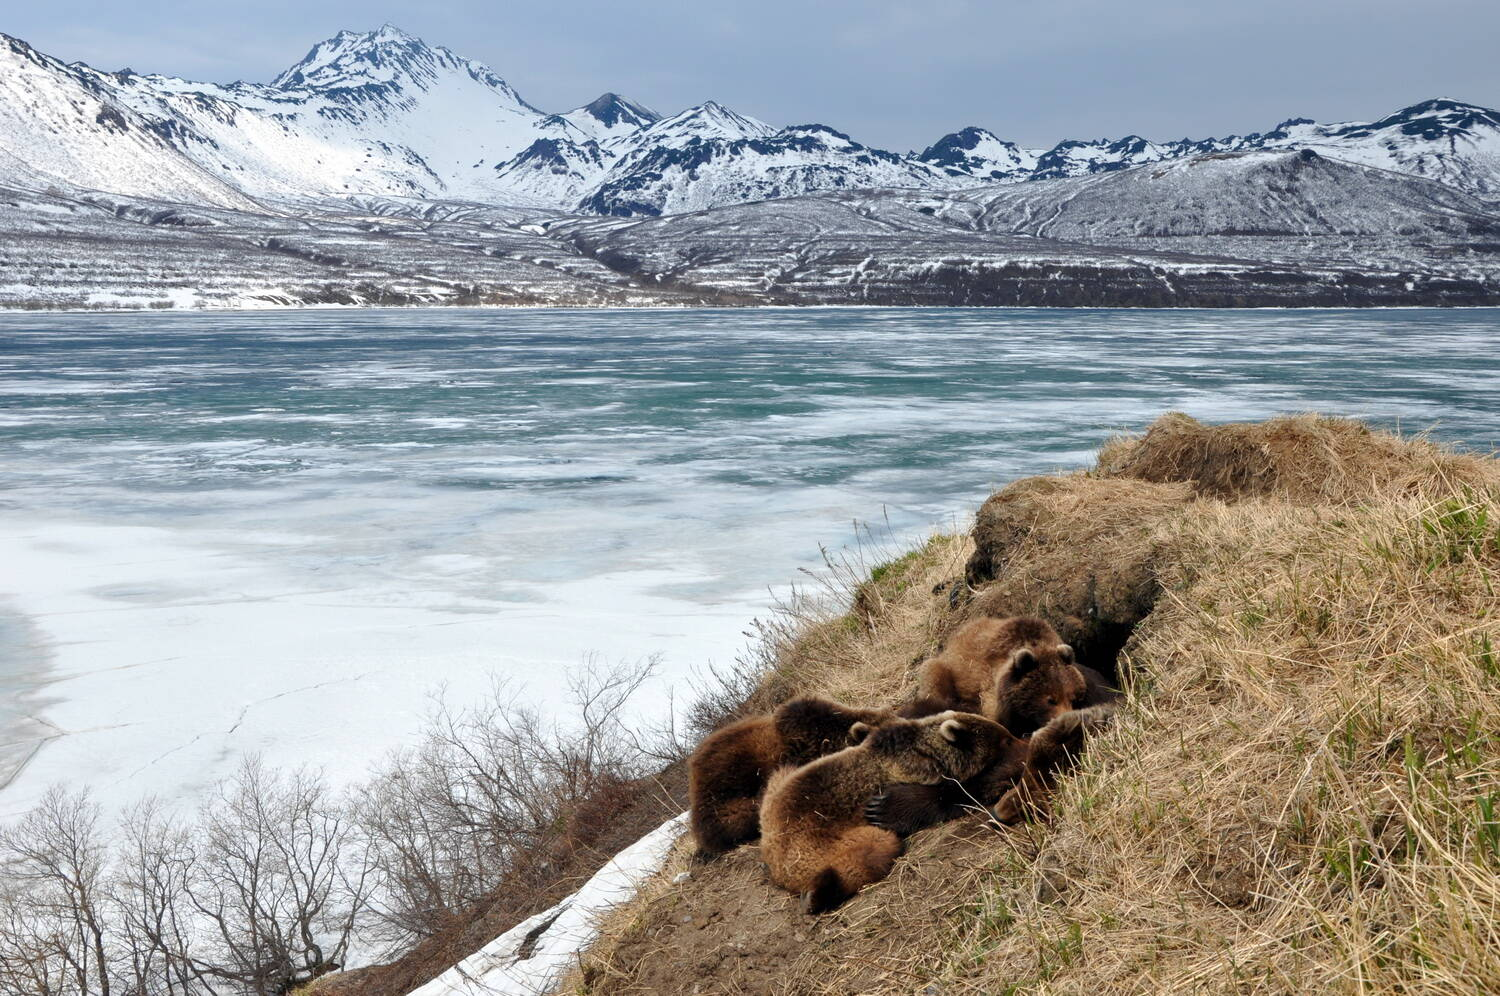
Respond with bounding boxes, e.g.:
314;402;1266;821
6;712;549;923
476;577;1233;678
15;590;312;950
2;306;1498;816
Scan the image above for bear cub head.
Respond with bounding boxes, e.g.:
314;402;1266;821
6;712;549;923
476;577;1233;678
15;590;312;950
866;710;1012;786
989;640;1088;738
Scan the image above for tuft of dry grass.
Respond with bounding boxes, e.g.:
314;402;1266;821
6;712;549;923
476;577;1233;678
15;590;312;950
575;415;1500;995
1097;411;1500;504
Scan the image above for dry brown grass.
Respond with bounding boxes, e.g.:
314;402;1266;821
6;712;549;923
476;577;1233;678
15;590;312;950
1097;411;1500;504
739;532;978;712
927;488;1500;994
574;414;1500;996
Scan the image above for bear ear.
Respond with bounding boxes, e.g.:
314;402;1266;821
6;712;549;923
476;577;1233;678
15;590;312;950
1010;648;1039;676
848;721;873;744
1056;644;1075;664
939;717;966;742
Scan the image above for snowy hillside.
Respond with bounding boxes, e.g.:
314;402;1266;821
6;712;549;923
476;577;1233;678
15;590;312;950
0;36;260;209
4;142;1499;311
551;149;1500;306
963;149;1500;240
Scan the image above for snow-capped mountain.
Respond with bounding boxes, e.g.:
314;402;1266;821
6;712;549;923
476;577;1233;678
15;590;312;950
0;35;260;209
1248;99;1500;199
551;92;661;141
964;148;1500;240
918;127;1042;181
92;24;579;203
490;137;611;206
923;129;1239;184
552;148;1500;308
615;100;775;147
0;26;956;215
923;99;1500;198
1029;135;1207;179
581;121;951;216
1;25;637;206
2;24;1500;220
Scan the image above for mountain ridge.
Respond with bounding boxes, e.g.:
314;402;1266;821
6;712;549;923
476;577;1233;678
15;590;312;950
2;26;1498;217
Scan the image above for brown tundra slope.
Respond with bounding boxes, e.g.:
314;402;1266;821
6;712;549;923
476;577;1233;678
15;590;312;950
567;414;1500;996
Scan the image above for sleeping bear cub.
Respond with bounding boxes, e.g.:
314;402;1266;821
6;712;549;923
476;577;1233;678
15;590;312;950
688;696;897;861
906;615;1089;729
760;710;1016;914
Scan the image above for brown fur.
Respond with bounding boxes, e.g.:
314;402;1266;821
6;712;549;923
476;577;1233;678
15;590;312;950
993;704;1117;824
865;724;1030;837
914;616;1087;737
875;619;1103;836
1077;663;1123;707
760;711;1010;914
687;697;896;860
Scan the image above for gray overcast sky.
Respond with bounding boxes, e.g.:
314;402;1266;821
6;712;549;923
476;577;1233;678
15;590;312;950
7;1;1498;151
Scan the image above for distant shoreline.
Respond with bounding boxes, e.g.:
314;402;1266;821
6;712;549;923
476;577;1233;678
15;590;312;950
6;302;1500;317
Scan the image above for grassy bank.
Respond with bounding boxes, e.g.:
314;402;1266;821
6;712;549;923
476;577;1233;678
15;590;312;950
574;414;1500;994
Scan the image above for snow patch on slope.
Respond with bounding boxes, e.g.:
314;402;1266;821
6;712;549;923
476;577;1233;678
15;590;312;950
411;815;687;996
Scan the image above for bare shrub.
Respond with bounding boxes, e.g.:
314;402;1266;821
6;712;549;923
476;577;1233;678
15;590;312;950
112;800;200;996
0;788;115;996
0;655;691;996
356;658;658;943
181;759;370;995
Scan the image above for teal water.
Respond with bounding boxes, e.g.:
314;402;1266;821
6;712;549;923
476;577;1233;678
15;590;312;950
4;307;1497;538
1;306;1497;810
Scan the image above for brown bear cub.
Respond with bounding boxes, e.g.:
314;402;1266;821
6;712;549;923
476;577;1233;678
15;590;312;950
906;616;1088;733
870;616;1113;836
863;733;1031;837
760;711;1015;914
688;696;896;861
992;703;1117;824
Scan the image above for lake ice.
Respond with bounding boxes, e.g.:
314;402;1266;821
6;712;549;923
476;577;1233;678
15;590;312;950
2;306;1498;817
